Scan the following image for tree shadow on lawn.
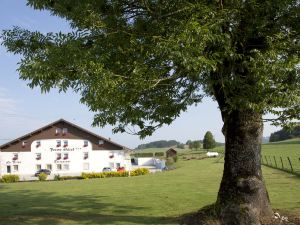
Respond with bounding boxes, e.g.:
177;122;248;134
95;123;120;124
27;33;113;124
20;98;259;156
0;187;177;225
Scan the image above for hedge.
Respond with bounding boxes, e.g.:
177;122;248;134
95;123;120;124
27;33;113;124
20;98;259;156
81;168;150;179
0;174;20;183
132;152;154;157
154;152;164;157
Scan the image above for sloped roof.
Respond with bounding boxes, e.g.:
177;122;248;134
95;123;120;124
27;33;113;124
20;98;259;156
0;118;130;150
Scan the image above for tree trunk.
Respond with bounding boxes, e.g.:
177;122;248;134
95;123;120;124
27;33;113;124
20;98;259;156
216;109;273;225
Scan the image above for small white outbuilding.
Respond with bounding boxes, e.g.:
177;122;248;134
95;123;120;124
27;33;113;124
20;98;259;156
206;152;219;157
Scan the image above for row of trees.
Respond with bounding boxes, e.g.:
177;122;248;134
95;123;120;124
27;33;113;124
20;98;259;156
186;131;217;150
269;126;300;142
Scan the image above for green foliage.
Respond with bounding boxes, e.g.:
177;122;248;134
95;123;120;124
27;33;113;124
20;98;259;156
132;152;153;158
203;131;216;149
81;169;150;179
269;126;300;142
38;173;47;181
188;140;202;150
154;152;164;157
136;140;180;149
2;1;299;137
0;174;20;183
54;174;61;181
81;171;129;179
130;168;150;176
176;143;185;149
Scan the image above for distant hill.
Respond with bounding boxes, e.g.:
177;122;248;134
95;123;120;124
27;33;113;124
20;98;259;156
135;140;180;149
269;126;300;142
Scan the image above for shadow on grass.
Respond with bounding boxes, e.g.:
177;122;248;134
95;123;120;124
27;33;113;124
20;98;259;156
0;186;177;225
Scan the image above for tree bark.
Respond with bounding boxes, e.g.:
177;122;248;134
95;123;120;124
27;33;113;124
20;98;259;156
216;109;273;225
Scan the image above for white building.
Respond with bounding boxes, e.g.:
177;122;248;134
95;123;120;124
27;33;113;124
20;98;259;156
0;119;131;179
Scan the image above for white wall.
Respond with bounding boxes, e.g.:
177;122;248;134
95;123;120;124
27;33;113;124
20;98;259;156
136;157;155;166
0;139;126;177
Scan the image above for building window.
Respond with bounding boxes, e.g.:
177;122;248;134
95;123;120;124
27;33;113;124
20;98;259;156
63;164;69;171
109;152;114;159
83;140;88;147
63;140;68;147
36;164;41;171
83;163;89;170
116;163;121;168
13;165;19;172
56;164;62;171
36;140;41;148
83;152;89;160
55;128;62;135
98;140;104;146
12;153;18;161
36;153;41;160
63;153;69;160
46;164;52;170
22;141;27;148
56;140;61;147
62;128;68;135
56;153;61;160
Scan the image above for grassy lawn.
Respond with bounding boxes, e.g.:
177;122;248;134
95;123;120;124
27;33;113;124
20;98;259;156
0;159;299;225
262;138;300;173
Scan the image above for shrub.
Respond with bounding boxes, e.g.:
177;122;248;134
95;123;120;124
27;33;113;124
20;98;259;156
173;155;178;162
132;152;153;157
0;174;20;183
81;171;129;179
130;168;150;176
166;157;174;166
38;173;47;181
154;152;164;157
60;176;83;180
54;174;61;181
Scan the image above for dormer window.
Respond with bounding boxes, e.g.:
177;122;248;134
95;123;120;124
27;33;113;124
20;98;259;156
56;140;61;147
98;140;104;146
55;128;62;135
56;153;61;160
62;128;68;135
36;153;41;160
36;141;41;148
63;140;68;147
12;153;18;161
22;141;27;148
63;153;69;160
84;152;88;160
83;140;88;147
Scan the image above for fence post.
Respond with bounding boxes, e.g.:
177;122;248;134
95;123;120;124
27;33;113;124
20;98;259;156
273;156;277;168
280;157;284;169
287;157;294;172
265;155;268;165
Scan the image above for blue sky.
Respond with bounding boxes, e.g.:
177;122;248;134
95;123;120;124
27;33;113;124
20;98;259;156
0;0;279;148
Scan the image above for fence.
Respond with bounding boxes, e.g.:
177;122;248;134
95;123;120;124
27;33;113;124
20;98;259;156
261;155;300;176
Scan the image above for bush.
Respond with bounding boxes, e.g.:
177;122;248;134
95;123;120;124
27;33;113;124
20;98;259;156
130;168;150;176
81;171;129;179
132;152;153;157
166;157;174;166
60;176;83;180
54;174;61;181
38;173;47;181
0;174;20;183
154;152;164;157
173;155;178;162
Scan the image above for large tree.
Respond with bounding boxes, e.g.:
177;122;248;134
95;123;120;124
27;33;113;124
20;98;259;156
1;1;299;224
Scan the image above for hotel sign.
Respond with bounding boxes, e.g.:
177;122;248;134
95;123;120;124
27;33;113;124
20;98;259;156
50;147;82;152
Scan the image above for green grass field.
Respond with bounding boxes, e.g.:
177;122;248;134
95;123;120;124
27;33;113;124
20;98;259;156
0;159;299;225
